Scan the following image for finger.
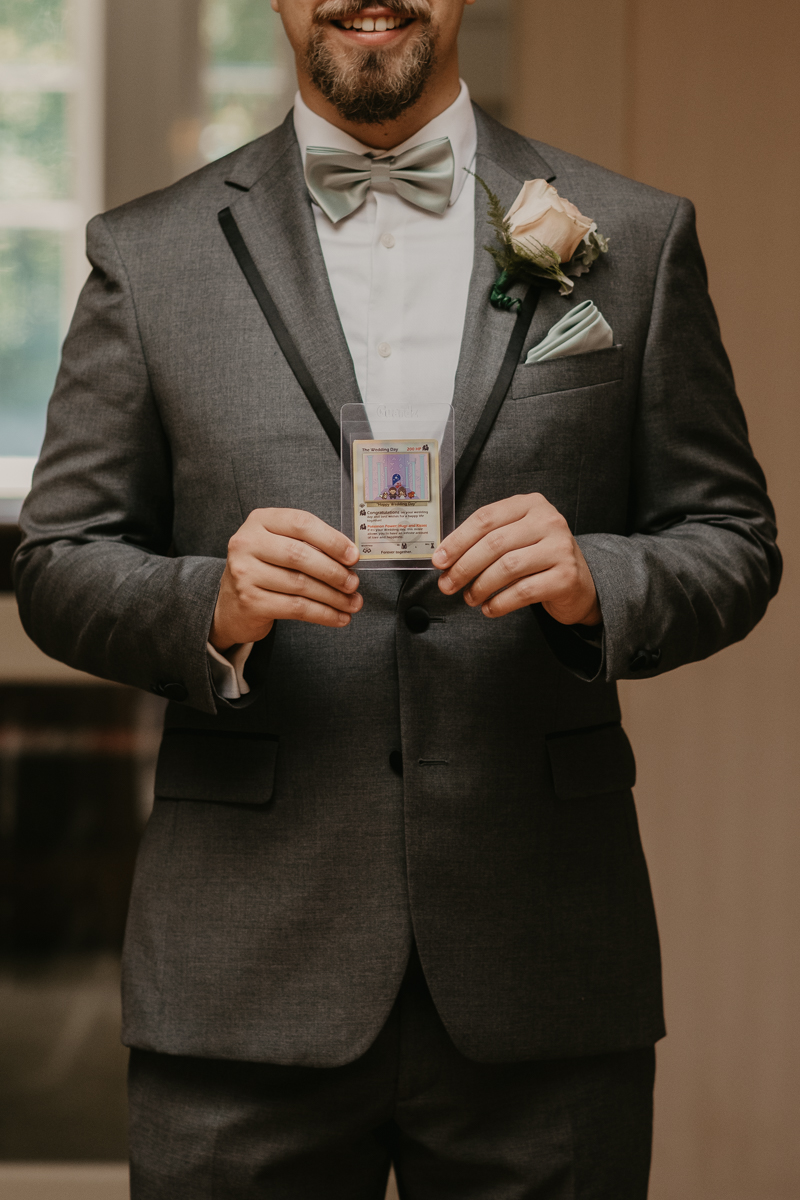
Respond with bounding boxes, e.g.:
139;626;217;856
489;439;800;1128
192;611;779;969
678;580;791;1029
478;568;566;618
438;517;541;595
251;529;361;595
264;592;357;628
248;562;364;614
462;542;556;606
432;495;537;569
255;508;359;566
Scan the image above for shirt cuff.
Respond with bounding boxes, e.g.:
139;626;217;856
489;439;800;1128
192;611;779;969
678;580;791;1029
206;642;254;700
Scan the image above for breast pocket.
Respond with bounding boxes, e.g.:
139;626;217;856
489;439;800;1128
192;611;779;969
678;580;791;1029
511;345;624;401
482;343;630;533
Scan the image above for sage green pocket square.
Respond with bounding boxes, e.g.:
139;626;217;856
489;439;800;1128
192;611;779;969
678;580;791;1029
525;299;613;364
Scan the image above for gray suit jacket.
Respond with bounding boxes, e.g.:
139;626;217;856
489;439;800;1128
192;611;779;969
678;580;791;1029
14;107;780;1066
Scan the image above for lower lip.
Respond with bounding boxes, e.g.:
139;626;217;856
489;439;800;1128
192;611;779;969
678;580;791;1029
332;20;415;46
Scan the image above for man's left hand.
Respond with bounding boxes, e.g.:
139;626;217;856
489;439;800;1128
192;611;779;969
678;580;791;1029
432;493;602;626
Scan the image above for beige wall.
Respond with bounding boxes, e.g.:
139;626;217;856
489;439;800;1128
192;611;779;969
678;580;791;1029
511;2;800;1197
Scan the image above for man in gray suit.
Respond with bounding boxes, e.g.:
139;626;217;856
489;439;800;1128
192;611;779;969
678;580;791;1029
14;0;780;1196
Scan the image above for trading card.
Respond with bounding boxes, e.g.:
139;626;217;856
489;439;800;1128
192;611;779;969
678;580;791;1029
352;439;441;561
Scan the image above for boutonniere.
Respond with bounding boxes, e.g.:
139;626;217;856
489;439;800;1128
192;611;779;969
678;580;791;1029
473;174;610;312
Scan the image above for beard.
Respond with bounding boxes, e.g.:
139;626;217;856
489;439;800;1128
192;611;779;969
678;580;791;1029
304;0;437;125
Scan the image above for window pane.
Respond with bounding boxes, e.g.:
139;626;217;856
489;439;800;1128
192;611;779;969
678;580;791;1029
204;0;275;65
0;0;69;63
200;1;292;162
0;91;71;200
0;229;62;457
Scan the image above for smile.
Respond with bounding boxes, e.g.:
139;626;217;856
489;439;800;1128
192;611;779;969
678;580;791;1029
335;15;411;31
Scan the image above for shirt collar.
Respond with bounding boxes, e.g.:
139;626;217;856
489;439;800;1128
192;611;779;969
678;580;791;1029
293;80;477;208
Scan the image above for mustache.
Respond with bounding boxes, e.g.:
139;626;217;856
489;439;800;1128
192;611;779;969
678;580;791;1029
313;0;433;24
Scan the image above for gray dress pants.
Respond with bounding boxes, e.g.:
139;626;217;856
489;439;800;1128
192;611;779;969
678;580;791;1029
128;950;655;1199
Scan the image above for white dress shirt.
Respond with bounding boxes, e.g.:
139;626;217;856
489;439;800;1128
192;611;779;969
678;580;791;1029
209;83;478;701
295;82;476;409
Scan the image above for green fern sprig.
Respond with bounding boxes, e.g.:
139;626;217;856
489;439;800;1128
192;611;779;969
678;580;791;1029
480;175;513;244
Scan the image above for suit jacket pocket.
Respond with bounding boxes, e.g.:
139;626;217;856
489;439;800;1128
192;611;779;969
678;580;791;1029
546;721;636;799
154;728;279;805
512;345;624;400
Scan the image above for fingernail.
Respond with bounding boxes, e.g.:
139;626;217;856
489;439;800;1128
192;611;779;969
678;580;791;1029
432;549;446;566
345;573;359;591
338;612;350;625
481;604;491;617
439;576;453;593
350;594;363;610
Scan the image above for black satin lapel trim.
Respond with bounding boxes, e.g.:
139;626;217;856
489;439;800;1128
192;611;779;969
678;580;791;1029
451;118;560;479
227;132;363;439
455;286;541;494
450;154;531;467
219;207;341;455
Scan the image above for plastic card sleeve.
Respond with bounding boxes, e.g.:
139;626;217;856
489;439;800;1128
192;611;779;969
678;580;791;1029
341;403;455;571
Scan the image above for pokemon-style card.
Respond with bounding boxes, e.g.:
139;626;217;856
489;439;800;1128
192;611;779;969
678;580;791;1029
352;439;441;562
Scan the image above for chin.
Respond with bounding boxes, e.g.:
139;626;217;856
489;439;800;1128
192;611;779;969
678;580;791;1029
305;21;437;126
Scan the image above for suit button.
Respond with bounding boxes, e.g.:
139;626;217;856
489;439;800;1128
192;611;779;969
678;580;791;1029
405;606;430;634
389;750;403;777
630;649;661;672
152;681;188;702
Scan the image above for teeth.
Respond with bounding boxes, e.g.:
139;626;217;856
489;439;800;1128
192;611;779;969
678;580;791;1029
344;14;406;33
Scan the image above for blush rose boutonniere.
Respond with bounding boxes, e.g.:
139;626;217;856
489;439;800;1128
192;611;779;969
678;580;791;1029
472;174;610;311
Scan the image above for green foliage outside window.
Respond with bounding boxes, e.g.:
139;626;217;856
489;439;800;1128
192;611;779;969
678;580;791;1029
204;0;275;66
201;1;290;161
0;231;62;455
0;91;70;200
0;0;68;62
0;1;70;458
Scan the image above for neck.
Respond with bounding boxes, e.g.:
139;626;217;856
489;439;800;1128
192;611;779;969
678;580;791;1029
296;58;462;150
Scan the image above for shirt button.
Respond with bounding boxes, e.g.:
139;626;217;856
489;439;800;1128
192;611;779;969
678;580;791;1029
378;342;392;358
381;232;396;248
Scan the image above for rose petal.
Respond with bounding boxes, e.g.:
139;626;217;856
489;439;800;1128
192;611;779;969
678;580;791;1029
505;178;553;223
504;179;595;263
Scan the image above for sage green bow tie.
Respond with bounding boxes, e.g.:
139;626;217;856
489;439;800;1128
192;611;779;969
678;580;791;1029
304;136;455;223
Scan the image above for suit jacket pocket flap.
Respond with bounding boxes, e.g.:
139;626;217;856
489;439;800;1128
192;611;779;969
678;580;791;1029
512;345;624;400
546;722;636;799
155;729;278;805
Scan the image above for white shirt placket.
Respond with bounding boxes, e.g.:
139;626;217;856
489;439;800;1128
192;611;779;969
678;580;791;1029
367;192;406;407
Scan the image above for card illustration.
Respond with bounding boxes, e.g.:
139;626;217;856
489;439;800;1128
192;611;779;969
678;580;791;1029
352;439;441;561
363;450;431;502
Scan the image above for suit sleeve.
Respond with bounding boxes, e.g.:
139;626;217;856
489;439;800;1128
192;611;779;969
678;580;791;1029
12;214;267;714
574;197;781;681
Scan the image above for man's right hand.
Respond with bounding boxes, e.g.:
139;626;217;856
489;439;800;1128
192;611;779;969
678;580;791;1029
209;509;362;651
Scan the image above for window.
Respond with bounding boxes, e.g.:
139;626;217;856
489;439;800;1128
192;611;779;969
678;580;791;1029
0;0;103;515
199;0;296;164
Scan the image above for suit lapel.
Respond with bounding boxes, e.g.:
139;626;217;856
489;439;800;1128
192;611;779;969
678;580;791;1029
225;116;362;434
452;108;557;466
